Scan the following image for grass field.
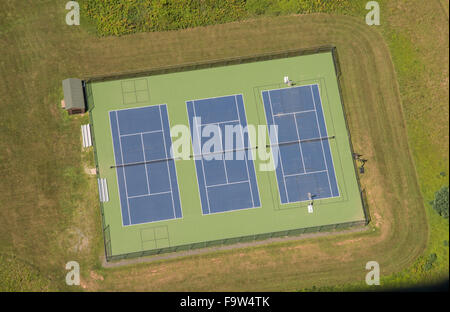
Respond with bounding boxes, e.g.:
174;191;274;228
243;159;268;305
0;0;447;291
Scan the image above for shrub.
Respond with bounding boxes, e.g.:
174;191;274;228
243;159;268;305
433;186;449;219
423;253;437;271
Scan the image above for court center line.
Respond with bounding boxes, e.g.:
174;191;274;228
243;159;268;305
310;86;333;197
216;122;229;184
293;113;307;174
140;133;151;195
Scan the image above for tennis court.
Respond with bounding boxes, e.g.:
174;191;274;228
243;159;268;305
186;94;260;214
109;105;182;226
262;84;339;203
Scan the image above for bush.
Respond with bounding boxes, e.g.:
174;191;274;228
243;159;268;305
423;253;437;271
433;186;449;219
80;0;358;36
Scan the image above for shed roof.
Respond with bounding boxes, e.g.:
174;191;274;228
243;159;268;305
62;78;85;110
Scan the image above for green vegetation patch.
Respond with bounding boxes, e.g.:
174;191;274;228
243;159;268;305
433;186;449;219
0;254;51;291
81;0;362;36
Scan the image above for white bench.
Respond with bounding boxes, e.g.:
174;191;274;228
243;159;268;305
81;124;92;148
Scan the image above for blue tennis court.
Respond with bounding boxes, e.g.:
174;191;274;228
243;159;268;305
186;95;261;214
262;84;339;204
109;105;182;226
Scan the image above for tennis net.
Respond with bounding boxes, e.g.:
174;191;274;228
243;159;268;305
110;145;259;169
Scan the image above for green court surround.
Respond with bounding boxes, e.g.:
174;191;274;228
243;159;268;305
86;48;367;261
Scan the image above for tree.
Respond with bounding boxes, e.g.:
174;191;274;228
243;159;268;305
433;186;449;219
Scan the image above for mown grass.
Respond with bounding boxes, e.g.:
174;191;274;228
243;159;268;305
0;254;53;291
0;1;103;290
304;0;449;291
378;0;449;288
0;0;447;291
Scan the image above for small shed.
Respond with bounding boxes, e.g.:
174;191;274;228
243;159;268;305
62;78;86;114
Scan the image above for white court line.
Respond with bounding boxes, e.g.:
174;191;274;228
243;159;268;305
293;113;307;174
128;191;171;199
140;133;151;195
235;95;255;207
267;91;290;203
192;102;212;214
206;180;249;188
115;111;132;225
120;129;162;138
283;169;328;178
310;86;333;197
159;105;176;219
